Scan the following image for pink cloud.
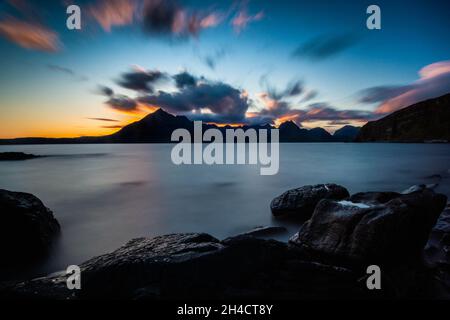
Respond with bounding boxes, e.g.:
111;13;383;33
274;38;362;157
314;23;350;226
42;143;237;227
89;0;137;32
375;60;450;114
231;10;264;33
0;18;59;52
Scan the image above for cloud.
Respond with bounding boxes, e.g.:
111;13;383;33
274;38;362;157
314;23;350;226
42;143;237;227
357;85;412;104
97;85;115;96
88;0;138;32
100;68;371;127
47;64;88;81
259;76;305;101
106;95;138;112
299;103;375;122
202;48;227;70
86;117;119;122
359;60;450;114
101;125;123;129
299;90;318;103
96;85;138;112
231;9;264;34
116;68;167;92
138;80;250;123
173;71;198;89
292;34;359;61
142;0;222;38
0;17;60;52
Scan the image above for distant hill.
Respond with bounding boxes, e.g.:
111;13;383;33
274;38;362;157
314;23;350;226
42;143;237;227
356;93;450;142
0;108;361;144
333;125;361;142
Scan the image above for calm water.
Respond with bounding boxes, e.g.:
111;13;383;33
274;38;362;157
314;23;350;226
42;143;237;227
1;143;449;279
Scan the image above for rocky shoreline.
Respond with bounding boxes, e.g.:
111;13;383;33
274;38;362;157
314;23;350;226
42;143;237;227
0;183;449;300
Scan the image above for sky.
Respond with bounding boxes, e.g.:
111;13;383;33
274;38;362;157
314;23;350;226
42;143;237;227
0;0;450;138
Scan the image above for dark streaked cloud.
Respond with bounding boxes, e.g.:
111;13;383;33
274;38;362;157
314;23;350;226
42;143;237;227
142;0;222;38
116;69;167;92
106;95;138;112
101;125;123;129
358;85;412;104
260;75;305;101
300;103;375;122
96;85;138;112
86;117;119;122
292;34;360;61
173;71;198;89
47;64;88;81
299;90;318;103
139;81;250;123
202;48;227;70
97;85;115;96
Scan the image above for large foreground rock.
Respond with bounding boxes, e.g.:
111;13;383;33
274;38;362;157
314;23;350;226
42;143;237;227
2;233;391;300
0;189;60;265
290;189;447;266
270;183;349;219
425;203;450;296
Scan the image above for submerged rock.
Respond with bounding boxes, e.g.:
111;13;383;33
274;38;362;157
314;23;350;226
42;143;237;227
0;189;60;266
290;189;447;266
0;152;41;161
270;183;349;219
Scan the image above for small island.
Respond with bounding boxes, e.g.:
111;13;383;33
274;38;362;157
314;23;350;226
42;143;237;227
0;152;42;161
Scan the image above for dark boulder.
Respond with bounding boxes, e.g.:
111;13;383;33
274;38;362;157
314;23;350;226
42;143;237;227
0;189;60;266
290;189;447;266
270;183;349;219
424;204;450;297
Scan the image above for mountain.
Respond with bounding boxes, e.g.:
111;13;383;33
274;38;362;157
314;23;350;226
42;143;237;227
307;127;334;142
0;108;359;144
356;93;450;142
333;125;360;142
278;121;309;142
108;108;194;143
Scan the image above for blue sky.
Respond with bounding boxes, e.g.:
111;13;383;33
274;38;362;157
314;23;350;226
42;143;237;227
1;0;449;138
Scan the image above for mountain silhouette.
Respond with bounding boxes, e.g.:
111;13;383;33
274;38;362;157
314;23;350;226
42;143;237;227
356;93;450;142
0;108;352;144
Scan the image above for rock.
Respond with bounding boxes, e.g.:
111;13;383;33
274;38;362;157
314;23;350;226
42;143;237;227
2;233;379;300
424;204;450;296
290;189;447;266
0;152;41;161
402;184;438;194
237;226;287;238
270;184;349;219
0;189;60;266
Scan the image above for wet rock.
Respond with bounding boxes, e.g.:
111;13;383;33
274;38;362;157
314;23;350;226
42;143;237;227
290;189;447;266
402;184;438;194
270;183;349;219
0;189;60;266
2;233;377;300
424;204;450;296
237;226;287;238
0;152;41;161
